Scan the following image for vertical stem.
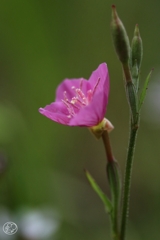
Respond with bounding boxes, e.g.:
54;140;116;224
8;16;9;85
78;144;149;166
120;122;138;240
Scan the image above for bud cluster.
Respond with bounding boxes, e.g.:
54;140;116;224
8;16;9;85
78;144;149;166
111;5;146;126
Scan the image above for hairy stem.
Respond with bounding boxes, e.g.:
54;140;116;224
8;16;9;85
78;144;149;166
120;121;139;240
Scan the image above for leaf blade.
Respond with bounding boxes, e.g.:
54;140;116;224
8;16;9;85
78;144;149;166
85;169;112;213
138;69;153;111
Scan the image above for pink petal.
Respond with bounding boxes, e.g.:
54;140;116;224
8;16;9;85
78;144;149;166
39;102;70;125
89;63;109;99
69;92;107;126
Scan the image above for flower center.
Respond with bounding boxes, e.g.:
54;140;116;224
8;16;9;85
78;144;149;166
62;78;100;118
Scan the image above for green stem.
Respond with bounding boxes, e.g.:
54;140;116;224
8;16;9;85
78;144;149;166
120;121;139;240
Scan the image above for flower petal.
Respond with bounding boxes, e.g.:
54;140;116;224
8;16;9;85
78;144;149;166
69;92;107;126
39;102;70;125
89;63;109;98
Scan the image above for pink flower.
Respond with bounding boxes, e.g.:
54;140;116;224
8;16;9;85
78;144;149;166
39;63;112;131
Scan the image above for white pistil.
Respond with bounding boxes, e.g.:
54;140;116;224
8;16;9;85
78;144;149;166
76;89;86;101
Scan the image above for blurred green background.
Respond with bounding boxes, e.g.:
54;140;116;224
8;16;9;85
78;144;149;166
0;0;159;239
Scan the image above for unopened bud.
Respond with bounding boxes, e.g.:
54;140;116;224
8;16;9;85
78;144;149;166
131;24;143;70
111;5;130;64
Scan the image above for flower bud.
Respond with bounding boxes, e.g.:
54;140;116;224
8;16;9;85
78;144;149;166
131;24;143;70
111;5;130;64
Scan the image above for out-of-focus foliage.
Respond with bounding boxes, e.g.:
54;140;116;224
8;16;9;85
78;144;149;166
0;1;159;239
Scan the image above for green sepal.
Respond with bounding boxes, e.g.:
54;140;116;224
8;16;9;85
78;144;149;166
84;169;112;213
107;161;121;206
138;69;153;111
126;81;138;124
131;60;139;92
107;160;121;238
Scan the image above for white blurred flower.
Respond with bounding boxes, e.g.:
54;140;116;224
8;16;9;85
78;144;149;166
0;206;61;239
142;73;160;128
18;207;60;240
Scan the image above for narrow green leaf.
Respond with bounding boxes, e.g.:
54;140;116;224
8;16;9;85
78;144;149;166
84;169;112;213
138;69;153;111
